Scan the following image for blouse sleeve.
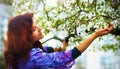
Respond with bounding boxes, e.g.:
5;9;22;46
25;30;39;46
43;46;54;53
27;48;76;69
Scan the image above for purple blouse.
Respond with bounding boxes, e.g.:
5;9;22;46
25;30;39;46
9;46;81;69
18;47;75;69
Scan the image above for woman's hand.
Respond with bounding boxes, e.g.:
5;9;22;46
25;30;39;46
95;23;114;37
53;40;68;52
61;40;68;51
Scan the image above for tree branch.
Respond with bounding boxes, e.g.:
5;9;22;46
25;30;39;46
41;0;50;21
42;36;63;44
100;15;118;20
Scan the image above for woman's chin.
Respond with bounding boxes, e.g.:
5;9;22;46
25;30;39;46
40;35;44;39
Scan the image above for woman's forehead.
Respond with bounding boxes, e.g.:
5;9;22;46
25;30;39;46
32;17;37;25
32;22;36;26
32;22;39;27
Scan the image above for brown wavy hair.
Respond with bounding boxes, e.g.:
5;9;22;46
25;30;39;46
4;13;44;69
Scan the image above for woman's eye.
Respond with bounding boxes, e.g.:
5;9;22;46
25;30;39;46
33;27;36;31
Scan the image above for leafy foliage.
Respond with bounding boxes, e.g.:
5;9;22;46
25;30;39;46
12;0;120;54
0;0;13;5
0;55;5;69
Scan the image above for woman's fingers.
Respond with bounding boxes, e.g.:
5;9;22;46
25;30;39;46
108;23;114;28
95;23;114;36
108;23;114;31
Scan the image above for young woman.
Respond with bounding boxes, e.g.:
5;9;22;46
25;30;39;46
4;13;114;69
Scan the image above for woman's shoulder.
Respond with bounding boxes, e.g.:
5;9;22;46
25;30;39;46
31;48;42;51
30;48;43;55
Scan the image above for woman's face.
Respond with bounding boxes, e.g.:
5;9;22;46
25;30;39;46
32;22;44;42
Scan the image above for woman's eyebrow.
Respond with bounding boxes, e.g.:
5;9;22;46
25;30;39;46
32;23;36;28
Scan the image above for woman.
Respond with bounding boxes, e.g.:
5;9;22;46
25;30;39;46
4;13;114;69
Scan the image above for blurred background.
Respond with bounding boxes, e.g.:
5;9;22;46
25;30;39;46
0;0;120;69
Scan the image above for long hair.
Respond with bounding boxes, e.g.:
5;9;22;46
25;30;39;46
4;13;43;69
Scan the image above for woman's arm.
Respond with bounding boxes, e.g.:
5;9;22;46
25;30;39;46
52;23;114;53
76;23;114;53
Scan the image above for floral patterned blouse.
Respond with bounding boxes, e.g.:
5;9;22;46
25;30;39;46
10;46;81;69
